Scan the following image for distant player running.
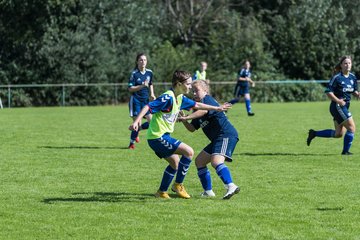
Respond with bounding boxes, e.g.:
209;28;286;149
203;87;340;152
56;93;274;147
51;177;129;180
307;56;359;155
130;70;231;199
179;80;240;199
128;53;156;149
229;60;255;116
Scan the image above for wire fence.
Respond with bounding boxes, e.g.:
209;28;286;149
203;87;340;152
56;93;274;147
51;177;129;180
0;80;331;108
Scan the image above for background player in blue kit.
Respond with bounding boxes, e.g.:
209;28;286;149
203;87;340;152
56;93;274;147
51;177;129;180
129;71;231;199
128;53;156;149
179;79;240;199
307;56;360;155
229;60;255;116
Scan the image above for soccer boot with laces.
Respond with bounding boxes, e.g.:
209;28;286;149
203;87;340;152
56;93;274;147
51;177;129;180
341;151;353;155
128;143;135;149
307;129;316;146
171;183;191;199
223;183;240;200
154;190;171;199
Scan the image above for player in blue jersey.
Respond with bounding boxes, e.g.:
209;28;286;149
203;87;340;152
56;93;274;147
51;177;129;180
129;70;231;199
179;79;240;199
307;56;360;155
128;53;156;149
229;60;255;116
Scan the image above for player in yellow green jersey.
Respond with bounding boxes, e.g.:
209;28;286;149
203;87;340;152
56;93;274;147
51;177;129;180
130;70;231;199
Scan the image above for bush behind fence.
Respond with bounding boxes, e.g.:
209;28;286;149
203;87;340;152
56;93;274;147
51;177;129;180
0;81;328;108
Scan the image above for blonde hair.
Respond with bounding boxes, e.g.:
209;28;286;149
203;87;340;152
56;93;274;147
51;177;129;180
192;79;210;94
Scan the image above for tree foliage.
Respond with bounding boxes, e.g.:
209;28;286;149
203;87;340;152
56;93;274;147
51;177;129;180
1;0;359;106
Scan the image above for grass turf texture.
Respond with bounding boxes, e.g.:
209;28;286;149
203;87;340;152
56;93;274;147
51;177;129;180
0;102;359;239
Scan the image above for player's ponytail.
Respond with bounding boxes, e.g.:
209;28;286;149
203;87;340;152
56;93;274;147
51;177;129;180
333;55;352;75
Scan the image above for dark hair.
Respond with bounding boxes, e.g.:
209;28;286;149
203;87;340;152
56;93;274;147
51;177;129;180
172;70;192;88
134;53;146;70
333;55;352;74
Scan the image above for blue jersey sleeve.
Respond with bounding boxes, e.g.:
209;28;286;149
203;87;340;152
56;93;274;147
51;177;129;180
180;96;196;110
240;68;251;78
148;94;173;113
202;95;219;116
354;76;358;92
190;95;217;130
128;71;136;88
325;75;338;93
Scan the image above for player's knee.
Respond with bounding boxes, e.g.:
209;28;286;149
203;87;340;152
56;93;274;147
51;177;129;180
170;161;179;170
186;148;194;159
334;132;343;138
349;126;356;133
195;158;203;168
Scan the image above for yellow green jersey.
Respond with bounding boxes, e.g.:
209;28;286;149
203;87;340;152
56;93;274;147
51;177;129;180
147;90;196;139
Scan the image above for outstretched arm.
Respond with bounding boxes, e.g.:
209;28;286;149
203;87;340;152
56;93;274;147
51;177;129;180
129;105;150;131
194;102;231;112
181;119;196;132
179;110;207;121
178;110;202;132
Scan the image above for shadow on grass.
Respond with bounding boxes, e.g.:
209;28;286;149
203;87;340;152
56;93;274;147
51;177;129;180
39;146;128;150
316;207;344;211
236;152;335;156
42;192;157;204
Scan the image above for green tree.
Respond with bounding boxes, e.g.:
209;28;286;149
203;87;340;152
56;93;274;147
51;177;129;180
268;0;355;80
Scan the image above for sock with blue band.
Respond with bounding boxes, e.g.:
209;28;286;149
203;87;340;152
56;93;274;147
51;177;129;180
342;131;354;153
159;165;177;192
175;156;192;184
215;163;233;185
197;167;212;191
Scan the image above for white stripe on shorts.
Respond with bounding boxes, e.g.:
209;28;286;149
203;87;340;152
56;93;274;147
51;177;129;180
221;138;229;155
129;96;134;117
336;103;347;121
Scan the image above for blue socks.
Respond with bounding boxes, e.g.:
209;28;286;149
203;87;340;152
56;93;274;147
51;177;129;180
175;156;192;184
197;167;212;191
343;131;354;153
215;163;233;185
229;98;239;104
159;157;192;192
245;99;252;113
159;165;177;192
316;129;335;138
130;130;138;143
229;98;252;113
130;122;149;143
141;122;149;130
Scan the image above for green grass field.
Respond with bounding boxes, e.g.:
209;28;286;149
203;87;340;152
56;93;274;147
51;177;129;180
1;102;360;240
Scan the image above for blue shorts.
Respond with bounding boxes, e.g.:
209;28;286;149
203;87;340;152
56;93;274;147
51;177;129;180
234;84;249;97
148;133;182;158
329;101;352;124
129;96;150;117
203;136;239;162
